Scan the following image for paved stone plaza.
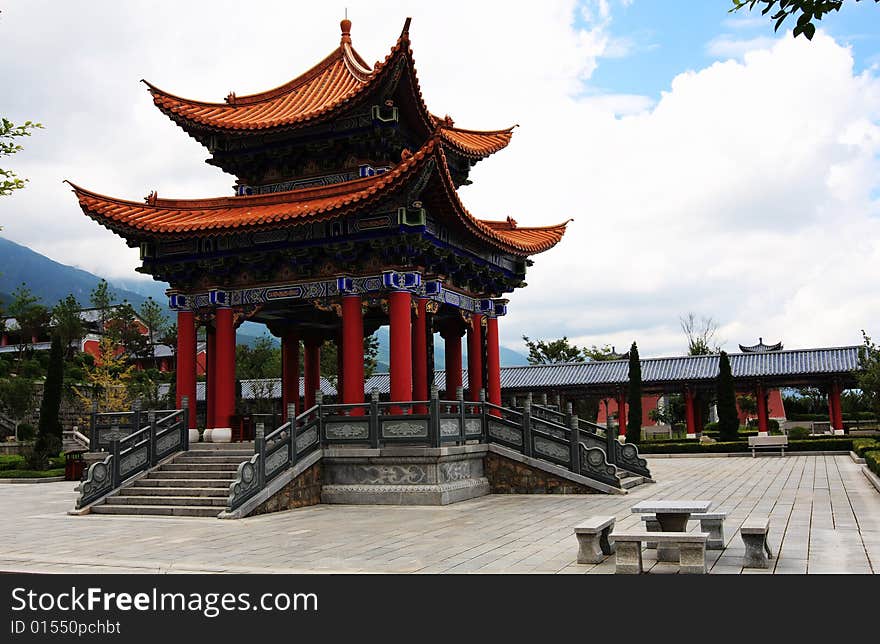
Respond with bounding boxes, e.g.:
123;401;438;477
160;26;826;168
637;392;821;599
2;455;877;574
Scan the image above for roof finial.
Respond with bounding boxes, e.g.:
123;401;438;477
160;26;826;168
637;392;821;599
340;11;352;44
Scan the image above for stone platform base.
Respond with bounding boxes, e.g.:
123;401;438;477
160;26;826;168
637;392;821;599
320;444;490;506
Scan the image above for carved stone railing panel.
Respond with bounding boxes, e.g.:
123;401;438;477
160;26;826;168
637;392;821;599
614;441;651;478
533;436;569;464
465;419;482;436
295;427;319;452
325;421;370;441
118;444;149;478
228;455;262;510
77;455;113;508
440;419;460;437
381;420;428;439
488;421;523;447
580;445;621;488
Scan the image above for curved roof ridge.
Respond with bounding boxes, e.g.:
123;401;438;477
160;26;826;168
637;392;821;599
65;141;436;211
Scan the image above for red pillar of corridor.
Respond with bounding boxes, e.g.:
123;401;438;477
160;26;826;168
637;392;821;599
441;320;463;403
342;295;365;411
685;386;697;439
281;332;300;422
303;337;321;411
829;381;844;434
389;290;412;413
176;310;197;429
756;383;769;436
486;315;502;414
212;307;236;441
617;392;627;438
467;314;483;403
412;298;428;413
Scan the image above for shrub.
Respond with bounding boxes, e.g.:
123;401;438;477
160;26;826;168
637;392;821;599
768;419;779;432
852;439;880;458
16;423;35;441
637;437;853;454
866;451;880;477
703;421;718;433
788;426;810;440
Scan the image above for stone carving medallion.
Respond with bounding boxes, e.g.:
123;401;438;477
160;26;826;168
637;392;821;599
440;420;460;437
325;422;369;440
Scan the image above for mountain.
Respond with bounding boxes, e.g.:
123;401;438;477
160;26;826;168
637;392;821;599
0;237;154;309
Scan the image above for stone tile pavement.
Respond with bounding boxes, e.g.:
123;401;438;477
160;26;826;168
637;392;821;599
1;455;877;574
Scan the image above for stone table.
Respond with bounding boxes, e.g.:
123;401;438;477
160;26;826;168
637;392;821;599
630;500;712;562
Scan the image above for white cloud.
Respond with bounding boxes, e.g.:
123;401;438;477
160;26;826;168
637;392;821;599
706;35;779;59
0;2;878;359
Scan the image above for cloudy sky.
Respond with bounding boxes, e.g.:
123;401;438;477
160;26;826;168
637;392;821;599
1;0;879;358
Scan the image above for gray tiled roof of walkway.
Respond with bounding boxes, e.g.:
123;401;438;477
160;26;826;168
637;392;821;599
1;455;876;574
225;345;861;400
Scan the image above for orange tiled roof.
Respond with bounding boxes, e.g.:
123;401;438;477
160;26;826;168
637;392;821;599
67;139;568;256
144;19;513;159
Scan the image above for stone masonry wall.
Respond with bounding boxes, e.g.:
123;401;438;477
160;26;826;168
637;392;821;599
484;451;598;495
249;461;323;516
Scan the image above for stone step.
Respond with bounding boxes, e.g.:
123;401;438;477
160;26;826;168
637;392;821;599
182;450;253;458
118;486;228;498
160;462;241;472
104;495;228;507
173;455;250;464
133;478;231;488
146;470;237;480
620;476;646;490
189;442;254;451
90;504;221;518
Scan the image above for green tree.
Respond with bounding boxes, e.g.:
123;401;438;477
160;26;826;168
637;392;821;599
1;118;43;197
583;344;619;361
522;335;585;364
857;330;880;418
626;342;643;444
105;302;149;360
138;297;168;360
158;323;177;359
737;393;757;423
0;376;37;439
8;283;49;363
716;351;740;441
649;394;686;430
89;279;114;331
319;332;381;388
730;0;878;40
33;334;64;467
52;294;84;358
680;312;720;356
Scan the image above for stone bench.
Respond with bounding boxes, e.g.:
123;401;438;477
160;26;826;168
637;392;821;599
574;515;616;564
740;517;774;568
639;511;727;550
609;531;710;574
747;435;788;457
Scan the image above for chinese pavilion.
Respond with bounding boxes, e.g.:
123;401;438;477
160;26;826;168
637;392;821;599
69;18;570;443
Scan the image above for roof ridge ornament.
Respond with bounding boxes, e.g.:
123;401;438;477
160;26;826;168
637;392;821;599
144;190;157;205
225;91;236;104
340;14;352;45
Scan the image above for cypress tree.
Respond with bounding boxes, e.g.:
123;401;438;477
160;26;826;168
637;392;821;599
34;334;64;466
626;342;642;444
716;351;739;442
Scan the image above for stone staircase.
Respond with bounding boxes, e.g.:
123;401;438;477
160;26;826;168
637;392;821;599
89;443;253;518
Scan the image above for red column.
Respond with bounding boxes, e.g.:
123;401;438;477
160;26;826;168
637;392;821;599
342;295;364;408
336;331;345;404
389;290;412;412
304;338;321;411
467;314;484;402
213;307;235;438
0;334;7;347
442;321;463;401
617;392;627;437
486;315;501;414
685;387;697;439
281;332;300;422
176;310;197;429
412;298;428;413
206;326;216;429
756;384;769;436
829;382;844;434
